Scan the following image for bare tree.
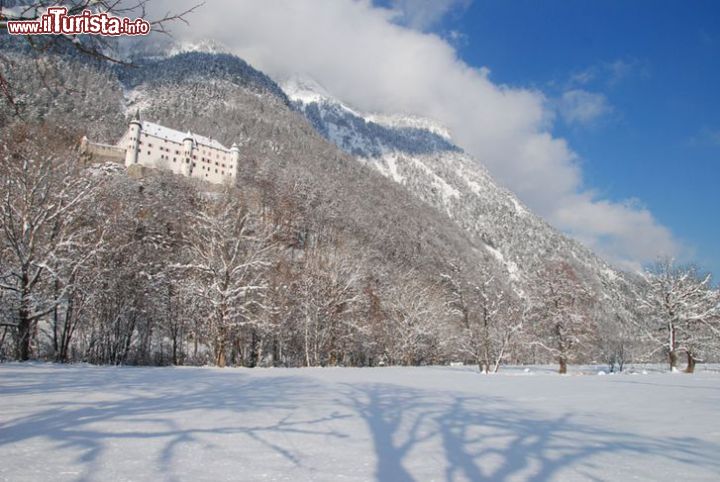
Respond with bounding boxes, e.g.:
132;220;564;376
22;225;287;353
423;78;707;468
296;247;362;367
0;123;100;360
0;0;202;110
530;260;597;374
442;264;524;373
594;277;644;373
173;190;274;367
381;271;448;366
640;259;720;372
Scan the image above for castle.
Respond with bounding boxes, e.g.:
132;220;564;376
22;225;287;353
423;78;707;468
81;115;241;185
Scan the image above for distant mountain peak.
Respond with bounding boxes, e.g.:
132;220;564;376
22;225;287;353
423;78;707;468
281;75;335;105
282;75;453;141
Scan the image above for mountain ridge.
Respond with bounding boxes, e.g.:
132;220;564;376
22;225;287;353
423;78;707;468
284;78;631;299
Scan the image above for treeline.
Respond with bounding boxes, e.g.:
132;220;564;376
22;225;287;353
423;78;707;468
1;122;719;372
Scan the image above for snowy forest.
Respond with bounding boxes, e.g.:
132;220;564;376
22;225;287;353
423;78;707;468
1;40;719;373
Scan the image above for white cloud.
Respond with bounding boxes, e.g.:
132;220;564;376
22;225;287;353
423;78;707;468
568;69;596;86
567;59;649;90
553;195;678;271
143;0;680;268
558;89;613;126
692;127;720;146
388;0;472;31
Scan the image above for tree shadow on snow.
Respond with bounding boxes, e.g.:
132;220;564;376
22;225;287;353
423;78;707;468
0;366;349;482
341;383;720;482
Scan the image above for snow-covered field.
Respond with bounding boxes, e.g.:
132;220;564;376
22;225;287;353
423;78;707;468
1;365;719;481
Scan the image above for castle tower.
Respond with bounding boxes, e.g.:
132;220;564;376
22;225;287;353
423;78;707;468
125;112;142;167
183;132;195;176
231;142;241;177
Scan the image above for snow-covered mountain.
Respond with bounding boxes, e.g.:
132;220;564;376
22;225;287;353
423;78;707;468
1;44;638;312
285;80;629;296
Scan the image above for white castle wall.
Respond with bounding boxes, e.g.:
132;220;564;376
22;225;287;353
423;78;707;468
112;119;241;185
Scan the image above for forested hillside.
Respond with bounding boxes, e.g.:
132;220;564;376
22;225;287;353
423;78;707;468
1;50;718;372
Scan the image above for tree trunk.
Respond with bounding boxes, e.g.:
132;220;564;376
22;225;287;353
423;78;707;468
304;317;312;367
668;320;678;371
0;326;9;355
120;316;136;365
215;341;227;367
669;349;678;371
57;297;75;363
172;334;178;366
555;321;568;375
685;352;697;374
249;328;259;368
214;323;228;367
558;357;568;375
16;306;32;361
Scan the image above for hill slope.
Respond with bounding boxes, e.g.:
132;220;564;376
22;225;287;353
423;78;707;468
284;77;632;300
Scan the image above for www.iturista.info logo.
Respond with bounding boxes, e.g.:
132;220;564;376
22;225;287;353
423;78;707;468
5;6;151;36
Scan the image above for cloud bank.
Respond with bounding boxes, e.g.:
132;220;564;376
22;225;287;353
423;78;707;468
558;90;613;127
145;0;679;269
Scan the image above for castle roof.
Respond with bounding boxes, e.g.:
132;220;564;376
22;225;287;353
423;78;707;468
141;122;230;152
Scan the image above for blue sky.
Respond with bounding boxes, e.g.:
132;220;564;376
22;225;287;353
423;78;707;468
424;0;720;277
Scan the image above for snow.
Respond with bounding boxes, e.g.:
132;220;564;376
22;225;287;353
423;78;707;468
408;157;460;201
484;243;521;283
283;76;365;120
167;40;230;57
282;75;335;106
364;113;453;141
283;75;453;142
1;364;719;481
141;122;230;152
510;197;528;217
123;88;152;117
372;154;405;185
